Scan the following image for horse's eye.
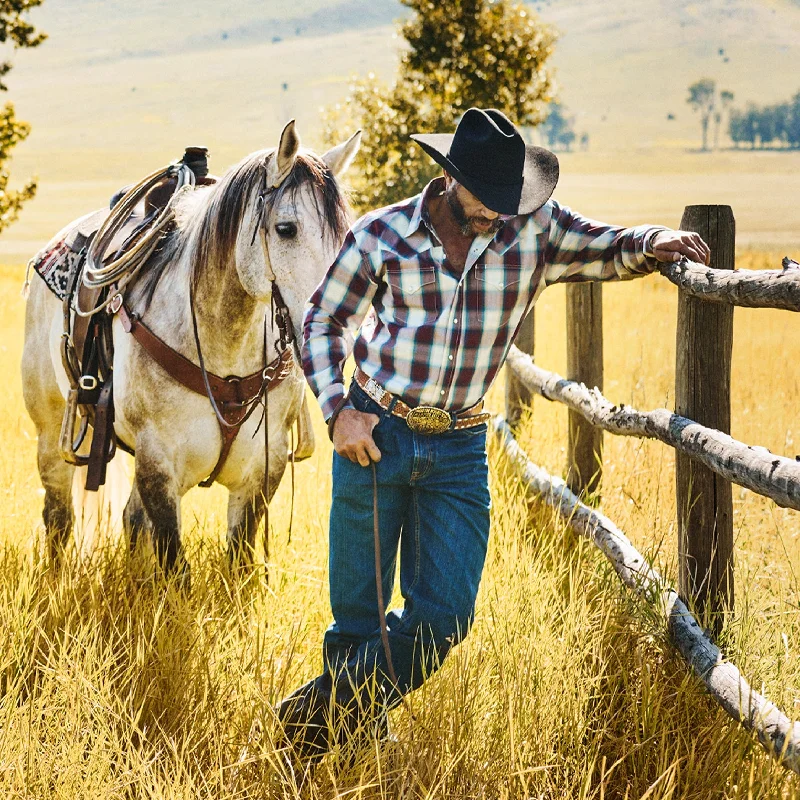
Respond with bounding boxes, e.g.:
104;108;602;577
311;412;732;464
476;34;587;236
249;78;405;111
275;221;297;239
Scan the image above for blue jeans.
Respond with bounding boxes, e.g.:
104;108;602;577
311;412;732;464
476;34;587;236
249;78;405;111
320;381;491;707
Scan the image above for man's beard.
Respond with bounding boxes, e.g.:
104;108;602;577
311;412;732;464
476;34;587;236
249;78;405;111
445;184;503;237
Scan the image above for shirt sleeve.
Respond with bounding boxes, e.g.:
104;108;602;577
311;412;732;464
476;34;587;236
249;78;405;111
301;230;380;419
543;199;666;285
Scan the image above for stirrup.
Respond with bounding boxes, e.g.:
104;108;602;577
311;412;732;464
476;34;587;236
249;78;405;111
59;387;90;466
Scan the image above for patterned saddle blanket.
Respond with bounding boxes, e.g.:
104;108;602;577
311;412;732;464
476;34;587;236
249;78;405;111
28;208;143;300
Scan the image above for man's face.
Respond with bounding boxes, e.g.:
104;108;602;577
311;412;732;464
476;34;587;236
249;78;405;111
444;175;504;237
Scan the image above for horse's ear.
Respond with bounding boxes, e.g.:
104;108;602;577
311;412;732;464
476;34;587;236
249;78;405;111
267;119;301;188
321;130;362;177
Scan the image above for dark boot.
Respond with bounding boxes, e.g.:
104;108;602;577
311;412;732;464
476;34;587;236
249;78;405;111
276;674;390;765
276;680;332;764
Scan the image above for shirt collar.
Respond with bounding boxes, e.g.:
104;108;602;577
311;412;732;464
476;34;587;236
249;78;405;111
405;177;445;240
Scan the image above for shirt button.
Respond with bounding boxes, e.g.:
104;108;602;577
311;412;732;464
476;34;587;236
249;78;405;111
440;390;445;396
453;318;459;324
448;355;453;360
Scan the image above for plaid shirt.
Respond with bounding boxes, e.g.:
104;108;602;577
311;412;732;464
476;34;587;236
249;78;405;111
302;178;663;419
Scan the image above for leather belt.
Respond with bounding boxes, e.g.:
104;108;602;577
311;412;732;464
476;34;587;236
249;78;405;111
354;368;491;435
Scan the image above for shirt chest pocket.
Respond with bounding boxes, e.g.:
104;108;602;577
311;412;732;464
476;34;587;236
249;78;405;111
383;261;438;321
473;261;528;325
474;261;526;290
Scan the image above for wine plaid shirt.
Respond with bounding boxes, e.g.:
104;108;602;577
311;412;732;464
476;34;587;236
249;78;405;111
302;178;663;419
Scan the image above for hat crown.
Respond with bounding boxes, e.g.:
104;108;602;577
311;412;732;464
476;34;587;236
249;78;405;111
447;108;526;187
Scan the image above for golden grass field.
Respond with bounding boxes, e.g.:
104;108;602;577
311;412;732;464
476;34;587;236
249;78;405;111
3;240;800;797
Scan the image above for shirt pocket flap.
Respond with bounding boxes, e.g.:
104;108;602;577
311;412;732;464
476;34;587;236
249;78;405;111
475;261;525;289
384;260;437;295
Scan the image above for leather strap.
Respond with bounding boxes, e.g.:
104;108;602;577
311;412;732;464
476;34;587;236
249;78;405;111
354;368;491;431
116;300;291;405
326;393;351;442
86;382;115;491
114;296;294;485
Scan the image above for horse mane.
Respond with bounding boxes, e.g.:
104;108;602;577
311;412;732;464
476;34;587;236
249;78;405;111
134;149;350;310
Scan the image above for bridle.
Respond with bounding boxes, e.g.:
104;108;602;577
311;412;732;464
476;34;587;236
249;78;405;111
187;160;302;554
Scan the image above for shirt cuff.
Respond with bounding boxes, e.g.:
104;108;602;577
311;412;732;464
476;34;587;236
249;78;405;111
642;226;668;262
319;383;348;422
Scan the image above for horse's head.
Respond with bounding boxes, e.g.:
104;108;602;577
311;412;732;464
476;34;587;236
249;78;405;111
229;121;360;342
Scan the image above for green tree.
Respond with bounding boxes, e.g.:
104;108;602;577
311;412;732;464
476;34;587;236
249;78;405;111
0;1;45;234
687;78;716;151
713;89;734;150
787;92;800;148
541;102;577;151
322;0;557;212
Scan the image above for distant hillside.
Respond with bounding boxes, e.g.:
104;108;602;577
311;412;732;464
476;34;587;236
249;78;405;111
27;0;406;64
1;0;799;260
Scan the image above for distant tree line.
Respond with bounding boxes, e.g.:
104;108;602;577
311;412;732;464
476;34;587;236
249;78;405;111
728;94;800;149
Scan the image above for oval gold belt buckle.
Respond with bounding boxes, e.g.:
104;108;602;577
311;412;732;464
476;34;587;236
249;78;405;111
405;406;452;435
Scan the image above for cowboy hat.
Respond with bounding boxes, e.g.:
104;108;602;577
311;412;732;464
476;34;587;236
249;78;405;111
411;107;559;215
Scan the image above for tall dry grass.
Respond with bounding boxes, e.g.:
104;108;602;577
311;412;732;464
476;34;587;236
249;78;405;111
1;249;800;798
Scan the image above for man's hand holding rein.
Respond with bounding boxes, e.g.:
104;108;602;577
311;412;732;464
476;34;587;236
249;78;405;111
332;408;382;466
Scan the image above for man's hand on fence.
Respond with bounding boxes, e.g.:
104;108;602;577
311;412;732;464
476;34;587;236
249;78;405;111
651;230;711;265
332;408;382;466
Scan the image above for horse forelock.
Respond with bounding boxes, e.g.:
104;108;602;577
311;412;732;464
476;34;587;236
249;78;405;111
196;149;350;276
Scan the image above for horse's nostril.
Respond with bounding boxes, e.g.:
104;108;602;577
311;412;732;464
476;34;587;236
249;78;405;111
275;222;297;239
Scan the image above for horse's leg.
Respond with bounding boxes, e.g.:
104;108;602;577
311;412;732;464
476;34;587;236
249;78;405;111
123;480;152;555
38;428;75;562
227;485;266;572
22;279;75;563
226;452;288;574
134;446;186;582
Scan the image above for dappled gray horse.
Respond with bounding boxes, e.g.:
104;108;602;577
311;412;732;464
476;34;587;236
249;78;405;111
22;122;360;575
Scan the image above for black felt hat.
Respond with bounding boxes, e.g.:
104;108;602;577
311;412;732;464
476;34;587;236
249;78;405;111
411;108;559;215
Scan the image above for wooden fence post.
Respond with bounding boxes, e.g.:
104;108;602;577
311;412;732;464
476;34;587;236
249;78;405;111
505;309;534;429
566;283;603;498
676;205;735;630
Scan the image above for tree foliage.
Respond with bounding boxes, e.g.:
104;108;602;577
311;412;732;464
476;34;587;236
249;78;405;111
728;92;800;149
0;0;45;234
686;78;718;151
541;102;577;151
322;0;557;212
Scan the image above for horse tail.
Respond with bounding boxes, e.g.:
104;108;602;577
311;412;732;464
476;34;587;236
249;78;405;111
71;453;132;559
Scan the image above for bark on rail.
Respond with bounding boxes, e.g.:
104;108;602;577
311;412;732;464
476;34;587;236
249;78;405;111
506;346;800;512
657;259;800;311
493;417;800;774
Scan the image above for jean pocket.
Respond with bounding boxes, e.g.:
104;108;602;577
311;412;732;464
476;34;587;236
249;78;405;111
349;381;385;418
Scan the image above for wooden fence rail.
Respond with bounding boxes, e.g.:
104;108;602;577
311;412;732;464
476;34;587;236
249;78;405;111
504;346;800;512
657;259;800;311
493;418;800;776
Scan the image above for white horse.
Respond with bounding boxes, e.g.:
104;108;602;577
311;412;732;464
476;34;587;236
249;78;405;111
22;122;360;576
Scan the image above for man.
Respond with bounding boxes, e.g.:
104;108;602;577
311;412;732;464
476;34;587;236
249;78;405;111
280;108;710;760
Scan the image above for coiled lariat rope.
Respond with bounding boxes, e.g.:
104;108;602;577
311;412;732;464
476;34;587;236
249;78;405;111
75;161;195;317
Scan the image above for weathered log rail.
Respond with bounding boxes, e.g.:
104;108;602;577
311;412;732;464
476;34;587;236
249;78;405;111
505;346;800;512
493;418;800;776
657;258;800;311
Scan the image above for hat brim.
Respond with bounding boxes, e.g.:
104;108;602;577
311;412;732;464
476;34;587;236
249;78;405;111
410;133;559;215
